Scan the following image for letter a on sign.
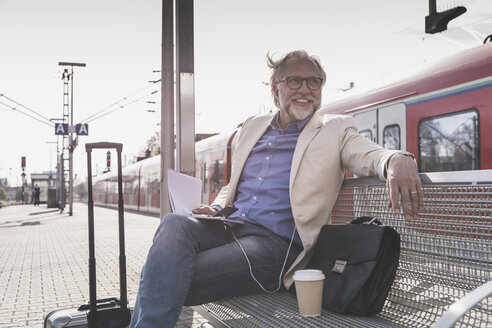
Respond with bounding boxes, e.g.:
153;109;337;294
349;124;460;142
76;123;89;136
55;123;69;135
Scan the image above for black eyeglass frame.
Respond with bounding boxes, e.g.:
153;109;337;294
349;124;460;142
277;76;324;91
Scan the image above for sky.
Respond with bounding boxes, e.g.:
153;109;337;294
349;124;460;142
1;0;491;187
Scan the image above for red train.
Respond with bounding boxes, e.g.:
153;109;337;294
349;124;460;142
93;42;492;215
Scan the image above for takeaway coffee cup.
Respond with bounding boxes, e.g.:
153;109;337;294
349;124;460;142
293;269;325;317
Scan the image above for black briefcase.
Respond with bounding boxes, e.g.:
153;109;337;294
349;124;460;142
44;142;131;327
306;216;400;316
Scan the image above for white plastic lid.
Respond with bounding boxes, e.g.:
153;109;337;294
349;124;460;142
293;269;325;281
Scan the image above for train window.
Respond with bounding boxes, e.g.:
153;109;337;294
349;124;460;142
359;129;372;140
418;109;480;172
124;179;133;195
108;179;117;195
211;160;224;193
359;130;372;140
383;124;401;150
152;173;159;194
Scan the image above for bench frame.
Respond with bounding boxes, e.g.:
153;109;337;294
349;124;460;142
194;170;492;328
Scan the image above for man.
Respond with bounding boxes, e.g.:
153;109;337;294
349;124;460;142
34;184;40;207
130;50;422;328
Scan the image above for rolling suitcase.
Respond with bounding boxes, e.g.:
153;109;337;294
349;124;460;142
44;142;131;328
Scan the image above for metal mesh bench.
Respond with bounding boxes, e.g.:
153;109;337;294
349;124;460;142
195;170;492;328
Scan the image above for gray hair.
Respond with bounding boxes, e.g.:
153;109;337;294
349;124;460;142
266;50;326;107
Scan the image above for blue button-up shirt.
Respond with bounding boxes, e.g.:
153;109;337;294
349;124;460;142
229;113;311;247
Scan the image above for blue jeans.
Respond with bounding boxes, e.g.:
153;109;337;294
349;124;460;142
130;214;300;328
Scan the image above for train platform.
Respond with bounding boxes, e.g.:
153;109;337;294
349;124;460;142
0;203;208;327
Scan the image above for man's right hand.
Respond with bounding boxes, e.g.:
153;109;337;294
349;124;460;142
192;205;218;216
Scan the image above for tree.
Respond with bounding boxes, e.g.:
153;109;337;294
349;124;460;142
15;188;22;201
0;187;6;201
141;131;160;157
74;182;88;201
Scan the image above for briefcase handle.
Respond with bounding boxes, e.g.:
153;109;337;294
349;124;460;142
350;216;382;226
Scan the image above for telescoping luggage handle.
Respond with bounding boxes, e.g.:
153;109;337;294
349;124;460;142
85;142;129;325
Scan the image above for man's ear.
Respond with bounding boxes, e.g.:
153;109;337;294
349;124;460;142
273;87;280;108
273;86;279;98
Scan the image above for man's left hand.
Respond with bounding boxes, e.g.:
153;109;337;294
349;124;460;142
386;154;423;219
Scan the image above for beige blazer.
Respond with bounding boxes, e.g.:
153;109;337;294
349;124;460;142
212;112;396;288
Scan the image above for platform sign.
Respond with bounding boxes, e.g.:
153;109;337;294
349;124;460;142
76;123;89;136
55;123;69;135
54;123;88;136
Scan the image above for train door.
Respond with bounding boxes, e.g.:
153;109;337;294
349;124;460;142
352;103;406;150
378;103;406;150
353;110;377;142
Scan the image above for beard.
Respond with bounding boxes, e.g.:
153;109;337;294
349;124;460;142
285;97;320;121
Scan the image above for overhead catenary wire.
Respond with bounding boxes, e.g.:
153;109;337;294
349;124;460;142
79;80;160;124
1;80;160;127
0;99;54;127
0;94;54;125
81;89;159;124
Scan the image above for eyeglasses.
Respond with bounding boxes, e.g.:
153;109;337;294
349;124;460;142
277;76;323;91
